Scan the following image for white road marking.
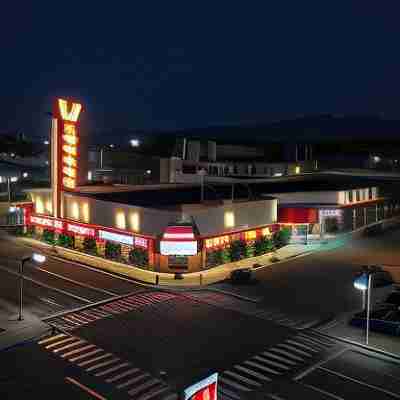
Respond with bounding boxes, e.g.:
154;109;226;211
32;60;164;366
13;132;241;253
235;364;272;380
61;344;96;358
105;367;140;383
69;348;103;363
85;357;120;372
95;362;131;377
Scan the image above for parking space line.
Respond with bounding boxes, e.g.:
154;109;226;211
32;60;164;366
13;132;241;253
105;367;140;383
260;351;297;366
117;372;150;389
77;353;113;367
127;379;160;396
38;334;66;345
85;357;120;372
61;344;96;358
65;377;107;400
234;365;272;381
69;348;103;363
94;362;131;377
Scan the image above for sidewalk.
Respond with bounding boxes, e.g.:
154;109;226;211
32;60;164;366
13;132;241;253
318;310;400;355
0;298;50;352
11;234;321;287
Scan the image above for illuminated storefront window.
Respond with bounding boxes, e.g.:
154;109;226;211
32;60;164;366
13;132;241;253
261;227;271;237
244;230;257;241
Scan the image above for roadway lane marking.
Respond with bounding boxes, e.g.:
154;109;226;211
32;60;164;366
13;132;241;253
61;344;96;358
318;366;400;399
53;339;86;353
45;336;78;349
65;377;107;400
285;339;320;353
137;385;170;400
234;365;272;381
85;357;120;372
294;334;326;349
250;356;290;371
219;376;252;391
268;348;305;362
127;379;161;396
94;361;131;377
117;372;150;389
247;357;283;374
259;351;297;366
77;353;113;367
38;333;66;345
36;266;118;296
69;348;103;363
223;371;262;387
276;344;313;358
296;332;334;347
105;367;140;383
0;263;92;303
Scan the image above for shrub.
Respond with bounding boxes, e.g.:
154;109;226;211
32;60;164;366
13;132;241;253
57;233;74;248
245;241;255;258
105;241;121;260
129;247;149;267
229;239;246;261
273;227;291;248
42;229;55;244
83;237;97;254
255;236;274;256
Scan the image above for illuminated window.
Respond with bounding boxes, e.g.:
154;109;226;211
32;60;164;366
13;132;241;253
245;230;257;241
71;202;79;220
81;203;89;223
262;227;271;237
295;166;301;174
356;190;360;202
46;200;52;214
116;210;126;230
224;211;235;228
213;237;220;247
35;196;44;214
129;212;140;231
205;239;213;249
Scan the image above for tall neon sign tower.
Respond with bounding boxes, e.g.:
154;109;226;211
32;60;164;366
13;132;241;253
51;98;82;218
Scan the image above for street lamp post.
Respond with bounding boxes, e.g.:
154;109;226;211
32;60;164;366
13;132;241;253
18;253;46;321
354;270;373;345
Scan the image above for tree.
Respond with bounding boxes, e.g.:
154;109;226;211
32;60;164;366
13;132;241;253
105;241;121;260
254;236;274;256
58;233;74;248
129;248;148;267
83;237;97;254
229;239;246;261
42;229;55;244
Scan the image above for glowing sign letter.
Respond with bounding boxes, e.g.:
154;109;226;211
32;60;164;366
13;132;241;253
58;99;82;122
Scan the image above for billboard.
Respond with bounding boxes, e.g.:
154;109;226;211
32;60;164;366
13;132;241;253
183;373;218;400
160;240;198;256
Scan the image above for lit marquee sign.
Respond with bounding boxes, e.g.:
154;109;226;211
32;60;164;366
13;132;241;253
98;230;134;246
183;373;218;400
30;215;63;230
160;225;197;256
56;98;82;191
66;223;96;237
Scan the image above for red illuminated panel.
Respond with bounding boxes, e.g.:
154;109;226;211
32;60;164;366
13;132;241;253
190;383;216;400
163;226;195;241
278;207;319;224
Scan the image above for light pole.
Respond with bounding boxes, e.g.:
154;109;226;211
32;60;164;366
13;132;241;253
354;270;373;345
19;253;46;321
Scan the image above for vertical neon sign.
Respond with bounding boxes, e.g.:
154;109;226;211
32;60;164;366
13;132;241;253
52;98;82;218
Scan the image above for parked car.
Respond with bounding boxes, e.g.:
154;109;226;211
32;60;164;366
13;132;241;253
349;305;400;337
383;291;400;307
230;268;253;284
357;265;394;288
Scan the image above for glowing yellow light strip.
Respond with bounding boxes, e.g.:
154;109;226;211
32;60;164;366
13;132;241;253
58;99;82;122
63;177;76;189
63;166;77;178
63;156;77;167
63;135;78;145
63;145;77;156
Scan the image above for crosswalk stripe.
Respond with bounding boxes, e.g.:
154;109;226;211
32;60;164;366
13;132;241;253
268;348;304;362
61;316;81;326
275;344;313;358
223;371;262;387
38;334;66;345
45;336;77;349
100;305;120;314
53;340;86;353
285;339;319;353
259;352;297;366
61;344;96;358
88;309;109;317
69;348;103;363
78;353;113;367
67;314;90;324
137;385;170;400
113;302;132;311
219;377;252;392
244;358;281;375
303;332;335;346
234;365;272;381
86;357;120;372
117;372;150;389
251;356;290;371
218;386;242;400
78;311;99;321
94;362;131;377
127;379;161;396
105;368;140;383
294;335;326;349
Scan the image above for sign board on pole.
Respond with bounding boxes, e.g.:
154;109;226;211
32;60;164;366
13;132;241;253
183;373;218;400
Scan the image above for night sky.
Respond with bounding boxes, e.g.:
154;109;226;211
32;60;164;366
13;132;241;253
2;2;400;140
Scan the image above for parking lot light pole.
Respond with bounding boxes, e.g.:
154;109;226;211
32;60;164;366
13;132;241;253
354;271;373;345
19;253;46;321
